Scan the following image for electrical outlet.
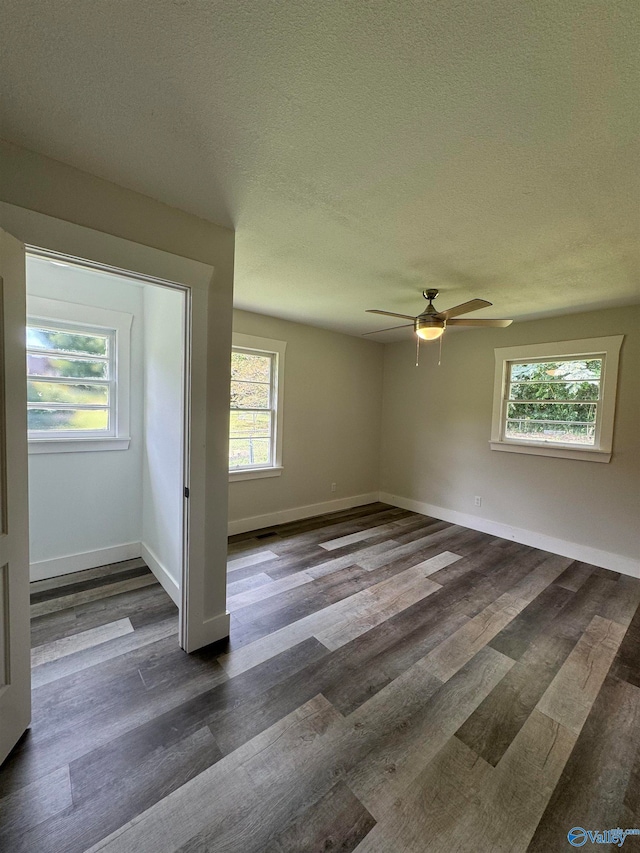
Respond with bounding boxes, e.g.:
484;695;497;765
474;496;482;507
331;482;337;493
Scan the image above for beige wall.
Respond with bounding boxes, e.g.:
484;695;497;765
229;309;384;530
380;305;640;568
0;140;235;646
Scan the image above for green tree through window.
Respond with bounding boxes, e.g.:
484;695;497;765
506;358;602;444
27;323;113;433
229;349;274;468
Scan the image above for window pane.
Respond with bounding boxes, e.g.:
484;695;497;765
27;326;108;356
231;351;271;383
230;411;271;438
230;381;270;409
510;359;602;382
229;437;271;468
505;418;596;445
506;401;596;445
507;401;596;422
27;354;109;379
28;408;109;432
509;380;600;402
28;380;109;406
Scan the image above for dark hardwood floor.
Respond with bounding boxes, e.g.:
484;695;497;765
1;503;639;851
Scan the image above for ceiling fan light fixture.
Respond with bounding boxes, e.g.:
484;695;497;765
415;317;445;340
364;290;512;342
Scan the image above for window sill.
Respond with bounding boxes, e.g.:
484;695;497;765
229;466;283;482
489;440;611;463
28;437;131;455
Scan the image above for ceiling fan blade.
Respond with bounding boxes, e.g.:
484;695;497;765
441;298;492;319
366;309;416;320
362;324;414;335
446;318;513;327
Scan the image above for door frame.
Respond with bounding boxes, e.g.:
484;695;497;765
0;204;232;656
26;246;195;649
0;229;31;765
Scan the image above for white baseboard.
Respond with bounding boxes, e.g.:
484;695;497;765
227;492;381;536
379;492;640;579
140;542;180;606
29;542;142;582
183;610;231;653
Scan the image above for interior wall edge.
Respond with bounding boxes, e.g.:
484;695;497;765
29;541;142;582
379;491;640;579
227;492;381;536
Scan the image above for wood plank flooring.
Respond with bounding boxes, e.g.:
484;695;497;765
1;503;639;852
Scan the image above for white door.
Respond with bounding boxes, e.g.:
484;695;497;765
0;228;30;766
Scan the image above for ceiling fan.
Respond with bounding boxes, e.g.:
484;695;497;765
364;289;513;340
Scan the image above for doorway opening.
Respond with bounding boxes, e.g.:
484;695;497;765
25;248;191;666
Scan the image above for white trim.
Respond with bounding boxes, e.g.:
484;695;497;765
489;440;611;463
230;332;286;474
28;437;131;454
490;335;624;462
229;466;283;482
140;542;180;606
199;610;231;652
227;492;380;536
379;492;639;579
29;542;142;581
183;611;231;653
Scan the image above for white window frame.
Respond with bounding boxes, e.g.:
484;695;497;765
229;332;286;481
490;335;624;463
27;295;132;454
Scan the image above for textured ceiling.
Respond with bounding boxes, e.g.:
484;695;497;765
1;0;639;337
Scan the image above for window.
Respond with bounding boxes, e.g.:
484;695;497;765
28;322;115;435
229;333;285;480
27;295;132;453
491;336;623;462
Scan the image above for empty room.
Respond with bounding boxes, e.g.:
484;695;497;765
1;2;639;852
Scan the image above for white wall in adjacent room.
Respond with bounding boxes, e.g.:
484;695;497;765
141;284;185;601
27;256;144;577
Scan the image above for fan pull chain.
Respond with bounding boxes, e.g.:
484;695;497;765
438;333;443;366
415;336;420;367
